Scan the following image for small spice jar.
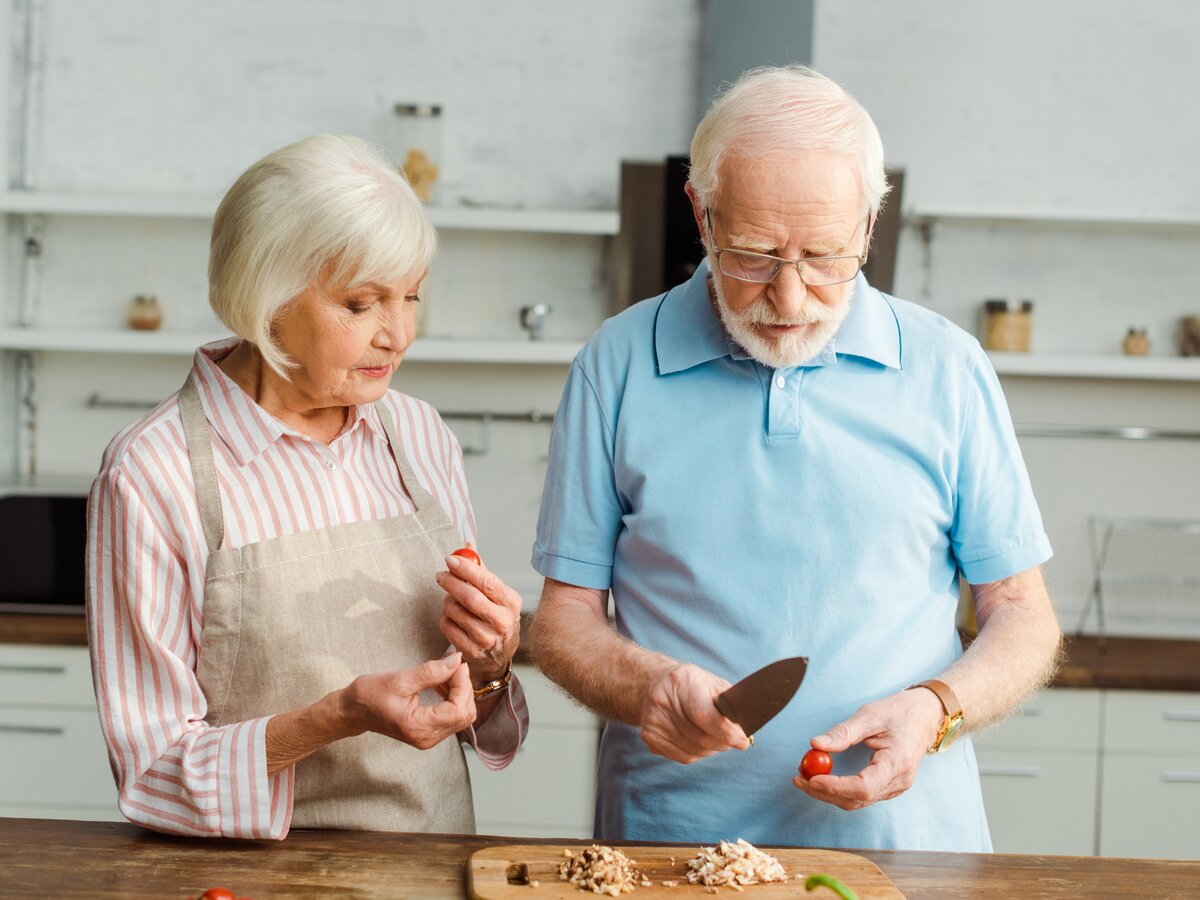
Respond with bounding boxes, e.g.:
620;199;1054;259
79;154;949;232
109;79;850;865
127;294;163;331
982;299;1033;352
390;102;443;203
1122;328;1150;356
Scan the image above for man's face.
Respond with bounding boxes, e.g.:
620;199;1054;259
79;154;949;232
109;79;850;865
688;148;868;369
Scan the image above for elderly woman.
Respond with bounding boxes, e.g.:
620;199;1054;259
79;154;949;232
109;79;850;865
86;134;528;838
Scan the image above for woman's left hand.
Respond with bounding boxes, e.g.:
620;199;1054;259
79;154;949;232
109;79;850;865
437;552;522;685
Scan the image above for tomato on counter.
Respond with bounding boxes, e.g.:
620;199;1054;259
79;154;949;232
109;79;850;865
800;748;833;779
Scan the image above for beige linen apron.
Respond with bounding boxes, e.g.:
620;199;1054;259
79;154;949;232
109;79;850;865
180;373;475;832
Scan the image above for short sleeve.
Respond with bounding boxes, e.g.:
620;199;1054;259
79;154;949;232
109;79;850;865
951;350;1053;583
532;359;626;590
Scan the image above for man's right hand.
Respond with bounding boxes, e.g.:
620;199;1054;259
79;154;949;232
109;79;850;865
338;653;477;750
640;663;752;763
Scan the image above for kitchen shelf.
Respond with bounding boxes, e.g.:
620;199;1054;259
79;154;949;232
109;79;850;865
906;206;1200;228
0;190;619;235
989;351;1200;381
0;327;583;364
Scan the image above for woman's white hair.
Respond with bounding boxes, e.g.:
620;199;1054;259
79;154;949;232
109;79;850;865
689;65;890;217
209;133;436;377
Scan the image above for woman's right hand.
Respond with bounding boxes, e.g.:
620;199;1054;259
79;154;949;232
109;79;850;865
338;652;476;750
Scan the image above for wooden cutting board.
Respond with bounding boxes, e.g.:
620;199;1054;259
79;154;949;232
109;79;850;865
467;844;905;899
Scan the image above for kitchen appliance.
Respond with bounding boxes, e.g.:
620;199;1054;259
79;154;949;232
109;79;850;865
0;490;88;614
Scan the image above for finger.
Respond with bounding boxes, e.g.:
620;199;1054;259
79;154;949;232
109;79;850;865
812;709;879;753
443;557;520;611
401;653;463;693
439;615;484;656
444;659;474;708
443;596;509;646
792;772;875;810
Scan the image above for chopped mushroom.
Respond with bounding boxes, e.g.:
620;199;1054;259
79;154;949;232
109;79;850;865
559;844;644;896
685;839;790;889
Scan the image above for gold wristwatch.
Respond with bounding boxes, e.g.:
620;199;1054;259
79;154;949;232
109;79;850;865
473;662;513;700
908;678;965;754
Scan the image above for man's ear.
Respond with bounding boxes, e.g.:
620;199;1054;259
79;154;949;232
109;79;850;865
684;181;707;245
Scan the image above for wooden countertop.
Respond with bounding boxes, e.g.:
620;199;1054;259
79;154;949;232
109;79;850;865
3;613;1197;691
2;818;1198;899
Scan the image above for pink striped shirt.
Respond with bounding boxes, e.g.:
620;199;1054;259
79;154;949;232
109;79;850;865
86;338;529;839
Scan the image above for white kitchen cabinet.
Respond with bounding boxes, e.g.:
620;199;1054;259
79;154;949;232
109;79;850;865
0;643;120;821
973;689;1102;856
466;663;600;838
974;687;1200;860
1100;690;1200;860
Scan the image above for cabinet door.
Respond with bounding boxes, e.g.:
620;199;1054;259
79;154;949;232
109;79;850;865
0;644;95;707
976;747;1098;856
1104;690;1200;756
0;707;118;810
972;689;1102;752
1100;754;1200;860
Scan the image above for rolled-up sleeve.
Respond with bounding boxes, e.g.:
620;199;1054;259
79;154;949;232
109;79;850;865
87;467;292;839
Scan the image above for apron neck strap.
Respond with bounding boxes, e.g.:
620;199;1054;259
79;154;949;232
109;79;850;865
178;372;226;553
372;401;438;512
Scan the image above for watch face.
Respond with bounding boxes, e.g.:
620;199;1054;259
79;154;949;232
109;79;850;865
938;715;966;751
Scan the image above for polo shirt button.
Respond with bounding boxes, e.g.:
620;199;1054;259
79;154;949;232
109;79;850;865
775;376;786;389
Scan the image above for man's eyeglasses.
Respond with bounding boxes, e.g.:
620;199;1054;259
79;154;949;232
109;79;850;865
704;208;871;287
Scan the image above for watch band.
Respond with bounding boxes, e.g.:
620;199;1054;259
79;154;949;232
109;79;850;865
910;679;962;719
473;661;513;700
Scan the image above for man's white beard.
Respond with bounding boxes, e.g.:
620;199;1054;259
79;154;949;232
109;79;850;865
712;275;851;369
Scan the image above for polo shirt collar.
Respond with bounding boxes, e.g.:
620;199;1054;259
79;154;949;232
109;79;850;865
654;262;902;375
191;339;385;466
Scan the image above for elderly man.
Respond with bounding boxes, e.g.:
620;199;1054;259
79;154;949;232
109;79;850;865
529;65;1061;851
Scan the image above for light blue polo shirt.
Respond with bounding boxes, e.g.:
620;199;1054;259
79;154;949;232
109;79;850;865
532;261;1051;851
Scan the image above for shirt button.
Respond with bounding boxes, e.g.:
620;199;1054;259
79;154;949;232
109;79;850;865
326;461;336;470
775;376;786;389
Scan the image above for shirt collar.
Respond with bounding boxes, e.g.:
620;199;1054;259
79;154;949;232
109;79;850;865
654;262;902;375
191;339;385;466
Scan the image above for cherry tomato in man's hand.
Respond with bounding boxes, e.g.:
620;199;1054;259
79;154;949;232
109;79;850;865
199;889;235;900
800;748;833;779
451;547;482;566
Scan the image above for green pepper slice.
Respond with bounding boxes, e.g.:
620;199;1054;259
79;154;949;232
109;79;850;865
805;873;859;900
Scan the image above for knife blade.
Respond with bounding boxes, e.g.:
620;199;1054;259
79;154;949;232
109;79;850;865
715;656;808;738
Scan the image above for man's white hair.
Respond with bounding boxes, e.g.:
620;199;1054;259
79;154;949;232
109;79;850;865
689;65;890;217
209;133;436;378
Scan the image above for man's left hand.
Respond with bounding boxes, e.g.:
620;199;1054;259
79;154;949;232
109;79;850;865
791;686;944;810
437;553;522;685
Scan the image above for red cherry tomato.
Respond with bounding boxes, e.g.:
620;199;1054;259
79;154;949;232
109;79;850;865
800;748;833;779
199;889;235;900
451;546;482;566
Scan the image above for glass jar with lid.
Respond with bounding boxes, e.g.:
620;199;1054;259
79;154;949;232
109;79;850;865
981;299;1033;352
390;102;443;203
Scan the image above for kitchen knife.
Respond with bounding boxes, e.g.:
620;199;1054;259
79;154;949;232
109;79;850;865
715;656;808;738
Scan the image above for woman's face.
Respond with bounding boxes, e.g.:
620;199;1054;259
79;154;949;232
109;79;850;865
270;269;424;410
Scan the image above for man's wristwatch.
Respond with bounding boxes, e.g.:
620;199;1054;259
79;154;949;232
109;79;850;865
908;678;965;754
473;662;513;700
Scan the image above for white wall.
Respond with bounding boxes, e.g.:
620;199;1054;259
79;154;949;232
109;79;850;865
814;0;1200;634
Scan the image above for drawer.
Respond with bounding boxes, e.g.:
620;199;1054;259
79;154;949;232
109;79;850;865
976;747;1098;856
972;688;1102;752
0;643;96;708
1104;691;1200;755
513;665;599;730
1100;753;1200;860
0;707;118;807
466;723;598;834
